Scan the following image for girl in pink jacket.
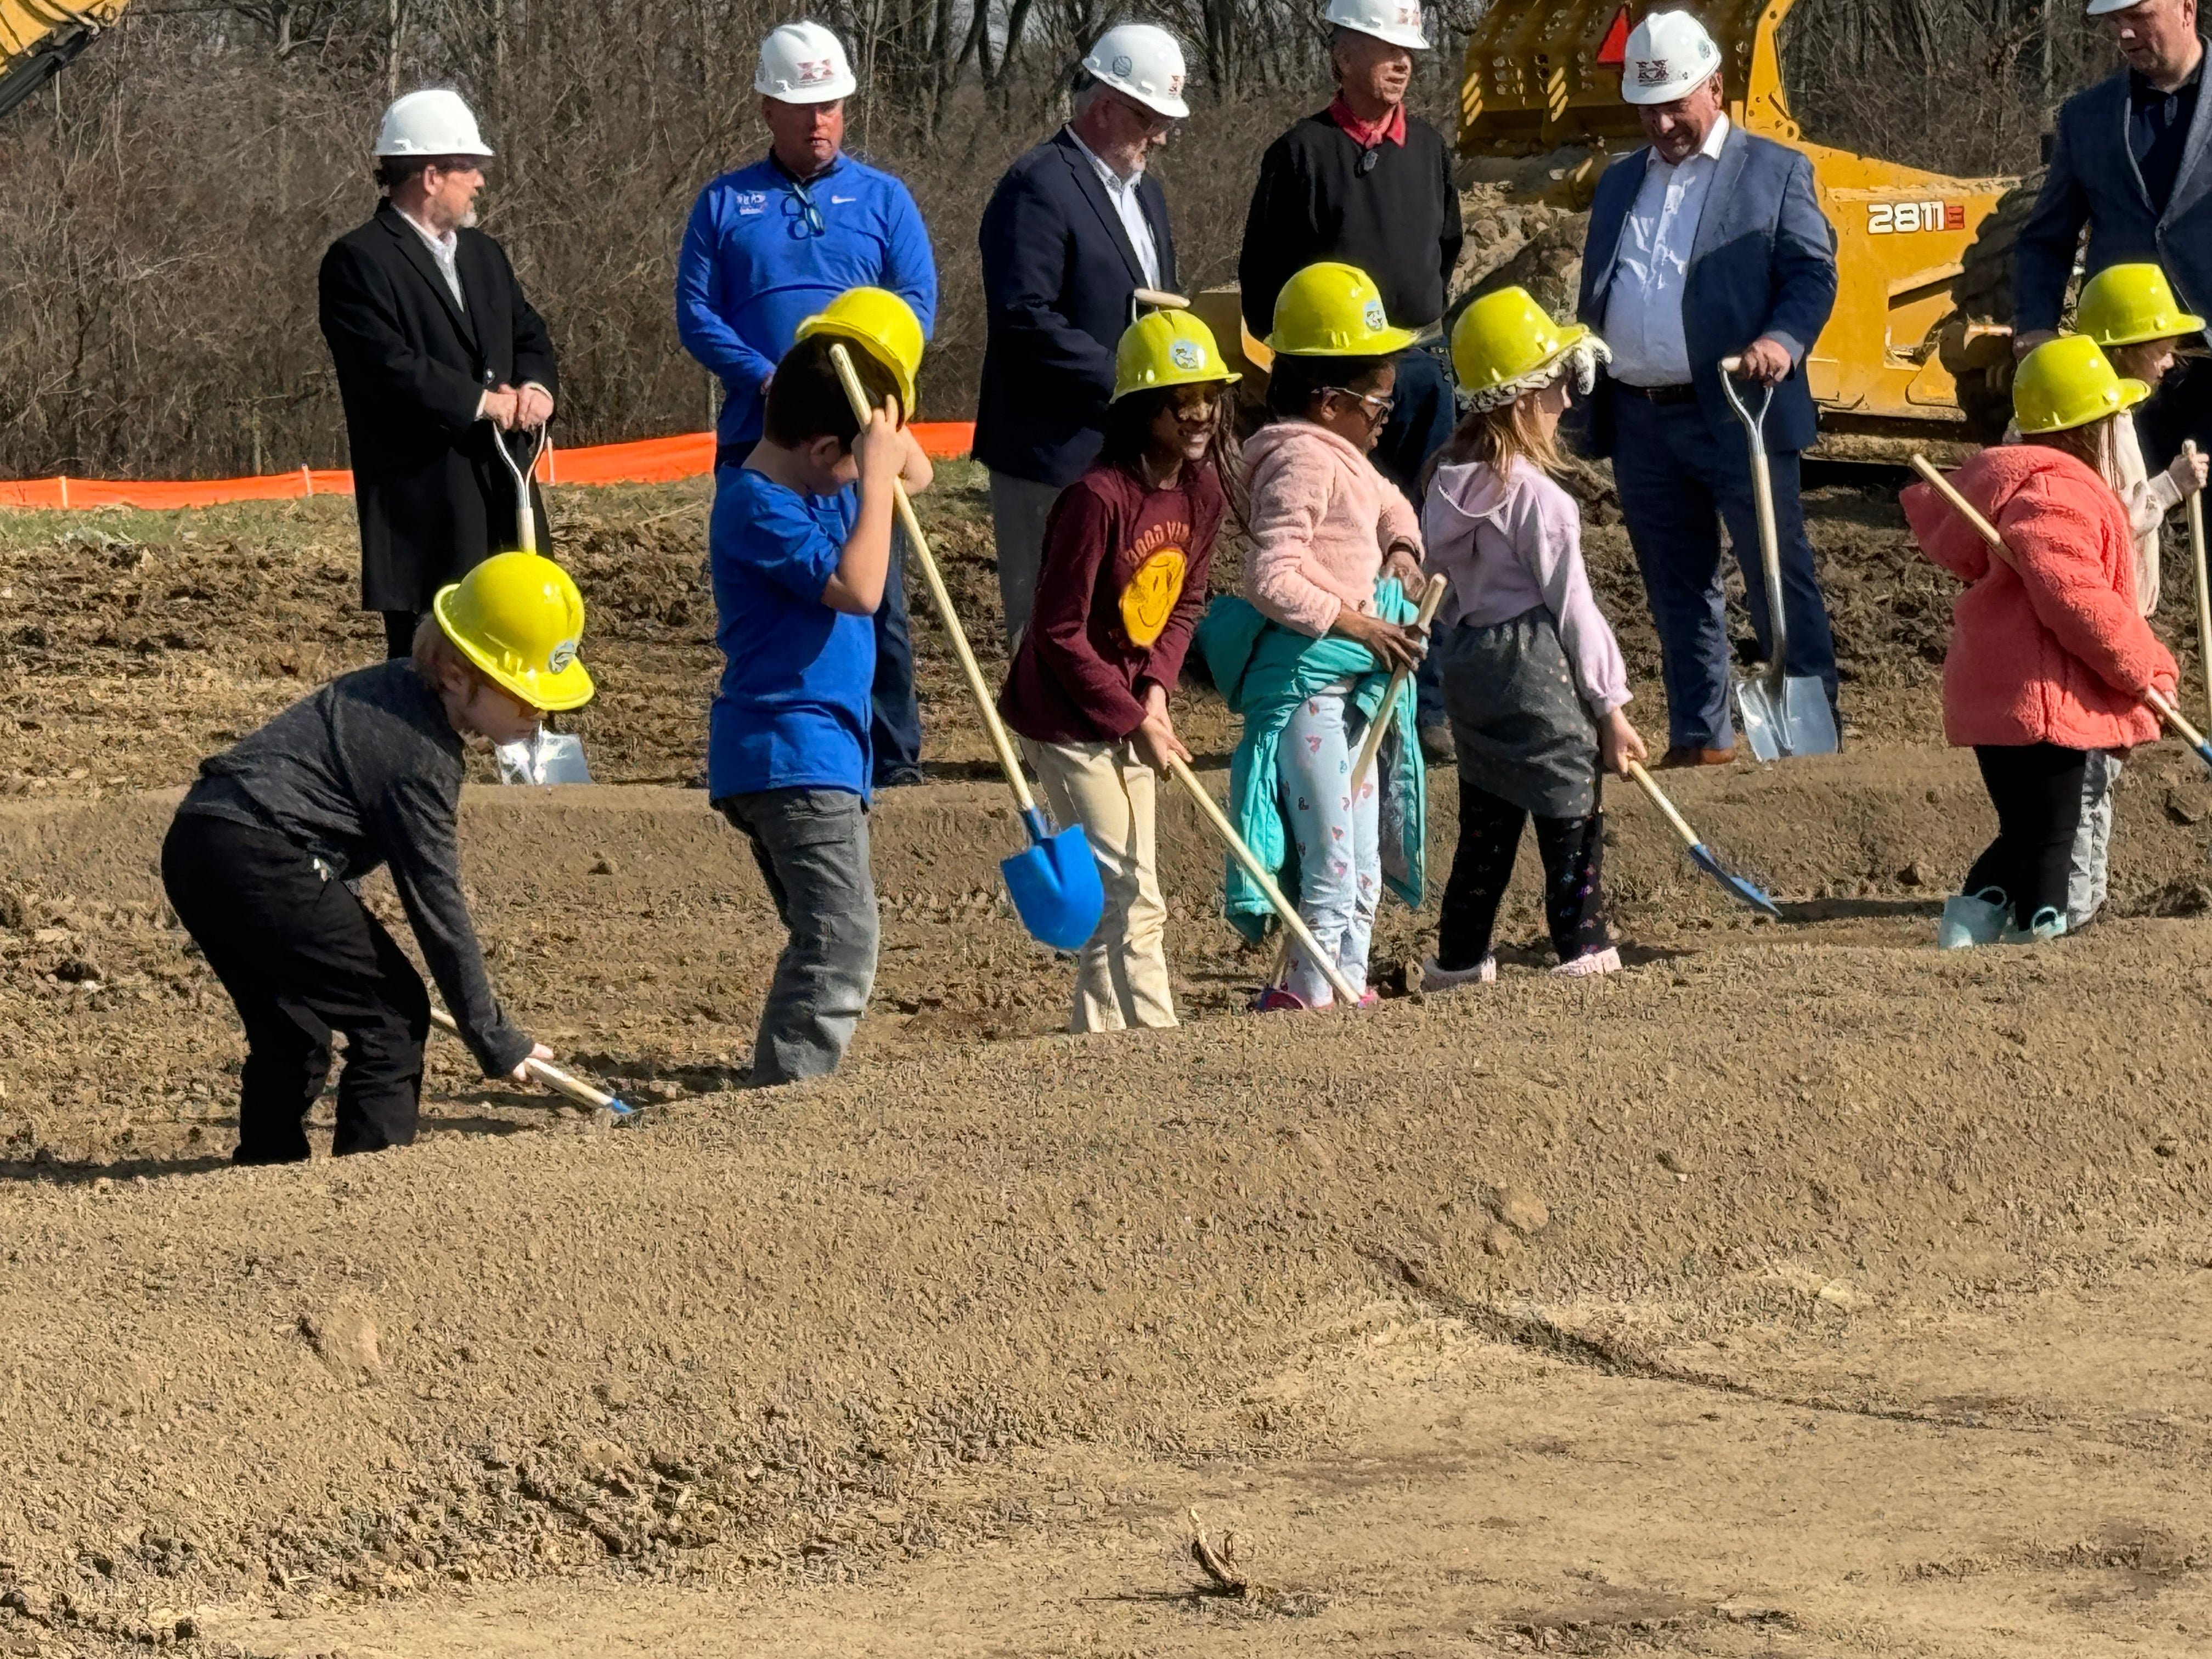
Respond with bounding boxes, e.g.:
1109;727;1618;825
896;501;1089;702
1243;263;1429;1008
1417;289;1648;987
1901;336;2179;948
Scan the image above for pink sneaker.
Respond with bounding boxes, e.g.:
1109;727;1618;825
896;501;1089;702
1551;946;1622;979
1356;990;1380;1008
1252;985;1310;1013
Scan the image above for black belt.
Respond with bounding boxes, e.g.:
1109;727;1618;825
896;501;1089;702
1615;380;1699;405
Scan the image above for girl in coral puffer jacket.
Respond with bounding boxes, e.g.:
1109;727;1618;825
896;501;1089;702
1901;336;2180;948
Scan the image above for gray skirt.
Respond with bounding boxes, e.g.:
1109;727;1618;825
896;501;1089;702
1437;606;1600;819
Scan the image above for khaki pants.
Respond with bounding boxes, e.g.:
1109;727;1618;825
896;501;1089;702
1023;736;1177;1033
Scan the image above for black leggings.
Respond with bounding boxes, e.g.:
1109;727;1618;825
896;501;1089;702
1438;778;1610;968
1964;742;2087;928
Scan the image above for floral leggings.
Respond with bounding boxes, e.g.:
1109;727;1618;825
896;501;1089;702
1278;685;1379;1007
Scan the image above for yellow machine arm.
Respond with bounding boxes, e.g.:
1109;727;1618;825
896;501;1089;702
1;0;131;121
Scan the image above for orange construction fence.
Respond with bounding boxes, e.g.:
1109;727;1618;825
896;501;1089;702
0;422;978;511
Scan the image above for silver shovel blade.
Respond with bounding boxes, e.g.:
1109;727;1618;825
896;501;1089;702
1734;669;1838;764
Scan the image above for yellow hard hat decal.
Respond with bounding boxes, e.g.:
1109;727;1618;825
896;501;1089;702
1120;546;1187;647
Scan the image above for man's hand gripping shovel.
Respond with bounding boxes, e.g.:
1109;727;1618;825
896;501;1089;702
826;345;1105;950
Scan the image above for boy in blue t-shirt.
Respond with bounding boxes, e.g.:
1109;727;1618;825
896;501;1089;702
710;330;931;1084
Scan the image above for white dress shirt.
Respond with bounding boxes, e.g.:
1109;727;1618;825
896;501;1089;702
396;206;466;311
1601;114;1731;388
1067;127;1161;290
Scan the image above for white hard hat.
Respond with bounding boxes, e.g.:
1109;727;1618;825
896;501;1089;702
1324;0;1431;52
756;20;857;103
374;89;494;159
1620;10;1724;105
2084;0;2141;14
1080;23;1190;119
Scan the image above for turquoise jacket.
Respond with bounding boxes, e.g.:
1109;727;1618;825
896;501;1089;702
1194;580;1426;943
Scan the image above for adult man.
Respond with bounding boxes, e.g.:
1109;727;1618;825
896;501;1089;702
2016;0;2212;462
677;21;938;786
974;22;1186;647
320;89;558;661
1238;0;1463;499
1575;11;1840;766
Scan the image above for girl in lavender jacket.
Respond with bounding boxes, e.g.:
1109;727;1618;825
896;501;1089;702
1417;289;1649;988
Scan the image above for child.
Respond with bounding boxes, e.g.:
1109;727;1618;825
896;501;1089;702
161;551;591;1163
708;292;931;1085
1237;261;1430;1009
1417;287;1647;986
2064;263;2209;927
1903;335;2180;948
997;309;1237;1032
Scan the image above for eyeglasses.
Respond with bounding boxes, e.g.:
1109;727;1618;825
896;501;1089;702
784;176;827;239
1324;387;1395;420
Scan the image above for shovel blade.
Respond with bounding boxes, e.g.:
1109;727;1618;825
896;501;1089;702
1689;842;1782;918
1001;823;1105;950
1734;672;1838;764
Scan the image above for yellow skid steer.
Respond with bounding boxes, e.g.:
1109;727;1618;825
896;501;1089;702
2;0;132;122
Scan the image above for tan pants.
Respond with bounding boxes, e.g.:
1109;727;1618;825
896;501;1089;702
1023;736;1177;1033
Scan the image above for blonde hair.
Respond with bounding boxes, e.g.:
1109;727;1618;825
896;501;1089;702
1425;380;1571;489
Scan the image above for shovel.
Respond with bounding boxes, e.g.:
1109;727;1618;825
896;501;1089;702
2187;440;2211;730
1163;753;1364;1007
1624;761;1782;918
1718;357;1839;763
489;425;591;785
826;344;1104;951
1910;454;2212;775
428;1008;639;1119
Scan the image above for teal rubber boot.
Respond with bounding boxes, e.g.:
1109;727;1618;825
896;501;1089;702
1938;889;2008;950
2001;905;2068;945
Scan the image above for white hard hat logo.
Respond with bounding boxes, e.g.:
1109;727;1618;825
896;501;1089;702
1170;338;1203;370
1635;58;1670;83
547;640;578;675
794;57;834;84
1363;300;1386;331
1111;54;1135;77
1169;72;1184;94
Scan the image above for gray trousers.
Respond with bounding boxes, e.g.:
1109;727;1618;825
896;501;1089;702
2067;749;2121;930
716;788;878;1085
988;470;1067;650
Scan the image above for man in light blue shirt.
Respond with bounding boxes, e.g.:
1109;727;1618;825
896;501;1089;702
677;20;938;786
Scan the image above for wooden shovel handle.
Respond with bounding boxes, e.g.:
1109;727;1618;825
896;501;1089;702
827;343;1039;817
1164;755;1364;1008
1349;572;1449;794
2185;441;2211;731
427;1008;624;1113
1623;760;1705;853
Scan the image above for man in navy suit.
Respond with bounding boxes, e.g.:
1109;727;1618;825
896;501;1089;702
2015;0;2212;465
974;23;1186;647
1576;11;1840;766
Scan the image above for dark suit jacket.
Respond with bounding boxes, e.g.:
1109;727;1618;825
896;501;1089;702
1575;126;1837;456
318;202;558;612
973;128;1176;487
2016;52;2212;335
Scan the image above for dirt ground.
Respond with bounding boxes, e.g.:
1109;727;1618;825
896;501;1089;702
8;474;2212;1656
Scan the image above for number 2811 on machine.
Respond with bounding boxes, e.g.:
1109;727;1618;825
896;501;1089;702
1867;200;1969;235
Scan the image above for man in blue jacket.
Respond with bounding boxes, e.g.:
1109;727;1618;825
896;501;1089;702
1575;11;1840;766
974;22;1186;648
2015;0;2212;463
676;20;938;786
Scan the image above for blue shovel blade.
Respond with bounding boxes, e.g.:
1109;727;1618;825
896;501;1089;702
1001;821;1105;950
1690;842;1781;918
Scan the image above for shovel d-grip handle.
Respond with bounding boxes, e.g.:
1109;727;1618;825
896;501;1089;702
493;425;549;556
1128;287;1191;328
1718;357;1788;697
826;344;1041;821
1163;754;1364;1008
1911;453;2212;769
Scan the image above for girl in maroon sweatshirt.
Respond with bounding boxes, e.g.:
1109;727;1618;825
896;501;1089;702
997;311;1239;1032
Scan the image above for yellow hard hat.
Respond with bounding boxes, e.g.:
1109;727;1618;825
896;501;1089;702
1451;286;1594;399
432;551;595;712
1263;262;1420;357
2012;334;2149;436
2074;262;2207;348
1113;310;1240;402
795;287;923;420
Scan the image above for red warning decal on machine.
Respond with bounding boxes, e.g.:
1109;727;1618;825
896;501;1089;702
1868;200;1968;234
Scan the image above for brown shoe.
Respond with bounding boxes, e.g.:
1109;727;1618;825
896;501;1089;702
1657;744;1737;769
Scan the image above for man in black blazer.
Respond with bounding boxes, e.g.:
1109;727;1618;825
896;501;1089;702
319;89;559;659
974;24;1186;647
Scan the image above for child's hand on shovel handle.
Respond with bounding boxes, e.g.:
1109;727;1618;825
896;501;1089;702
511;1042;554;1087
1334;608;1425;674
1599;708;1649;778
1133;684;1191;771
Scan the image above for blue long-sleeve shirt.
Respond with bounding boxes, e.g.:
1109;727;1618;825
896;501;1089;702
676;153;938;449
